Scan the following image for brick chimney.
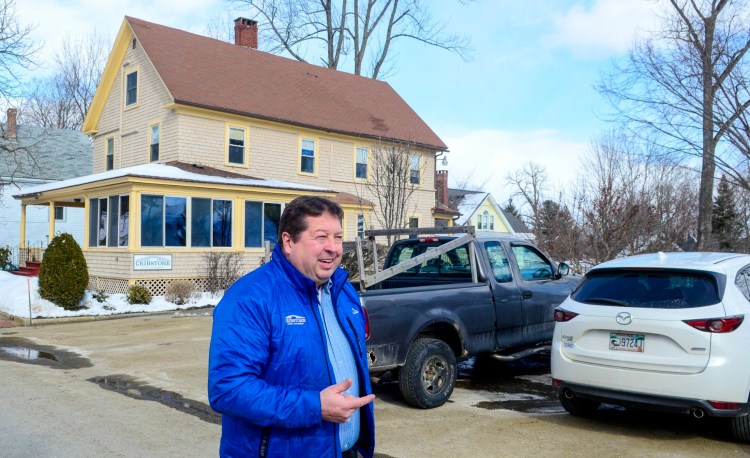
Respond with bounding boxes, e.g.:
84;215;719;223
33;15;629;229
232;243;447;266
234;18;258;49
6;107;16;140
435;169;449;206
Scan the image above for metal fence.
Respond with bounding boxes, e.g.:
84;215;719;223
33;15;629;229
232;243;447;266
2;242;46;270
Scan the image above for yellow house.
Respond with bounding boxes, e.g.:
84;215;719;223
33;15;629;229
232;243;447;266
13;16;449;295
449;189;515;234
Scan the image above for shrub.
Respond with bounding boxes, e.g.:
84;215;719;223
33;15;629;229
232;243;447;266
127;285;152;305
165;280;197;305
204;252;242;294
38;233;89;310
92;289;109;303
340;243;389;281
0;246;11;269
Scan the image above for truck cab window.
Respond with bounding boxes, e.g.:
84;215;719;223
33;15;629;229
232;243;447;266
512;244;553;280
485;241;512;283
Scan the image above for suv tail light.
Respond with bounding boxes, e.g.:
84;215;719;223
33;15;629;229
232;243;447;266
709;400;741;410
363;306;370;340
683;315;744;333
554;308;578;322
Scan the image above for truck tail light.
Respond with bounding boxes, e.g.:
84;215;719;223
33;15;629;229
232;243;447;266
363;306;370;340
554;308;578;322
683;315;743;333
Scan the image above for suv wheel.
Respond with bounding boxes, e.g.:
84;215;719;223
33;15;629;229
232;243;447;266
399;338;456;409
730;415;750;443
559;389;600;416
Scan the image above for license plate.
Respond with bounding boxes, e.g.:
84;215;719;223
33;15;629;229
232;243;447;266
609;332;644;352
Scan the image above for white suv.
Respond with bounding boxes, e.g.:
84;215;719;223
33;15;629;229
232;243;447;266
551;252;750;443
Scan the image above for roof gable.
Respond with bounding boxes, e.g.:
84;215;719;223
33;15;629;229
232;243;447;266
86;16;447;151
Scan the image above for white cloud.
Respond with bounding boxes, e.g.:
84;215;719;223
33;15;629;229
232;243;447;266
441;129;589;206
541;0;664;59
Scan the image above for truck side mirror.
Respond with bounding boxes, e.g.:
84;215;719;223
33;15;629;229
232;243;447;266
558;262;570;276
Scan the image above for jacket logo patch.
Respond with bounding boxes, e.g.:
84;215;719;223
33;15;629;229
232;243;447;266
285;314;306;325
351;308;359;315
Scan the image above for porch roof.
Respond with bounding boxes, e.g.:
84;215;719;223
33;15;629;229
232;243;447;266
12;163;331;201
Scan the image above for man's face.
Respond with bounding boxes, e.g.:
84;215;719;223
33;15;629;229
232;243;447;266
281;212;343;286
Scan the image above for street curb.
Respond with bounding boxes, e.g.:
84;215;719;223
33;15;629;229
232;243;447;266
0;307;214;327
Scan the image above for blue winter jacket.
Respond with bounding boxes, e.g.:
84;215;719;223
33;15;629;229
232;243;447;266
208;244;375;458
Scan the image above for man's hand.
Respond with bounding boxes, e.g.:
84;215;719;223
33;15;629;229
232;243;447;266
320;378;376;423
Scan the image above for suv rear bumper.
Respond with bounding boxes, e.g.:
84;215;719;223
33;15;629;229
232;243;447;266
558;381;750;418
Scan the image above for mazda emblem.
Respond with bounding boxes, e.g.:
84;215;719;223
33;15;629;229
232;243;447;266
616;312;632;325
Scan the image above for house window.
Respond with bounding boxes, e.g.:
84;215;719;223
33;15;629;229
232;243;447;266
357;213;365;238
125;70;138;106
165;197;187;247
107;196;119;247
119;196;129;247
141;195;231;248
191;198;211;247
409;154;420;185
228;127;246;165
408;217;419;228
245;201;282;248
356;147;368;179
212;199;233;247
149;124;160;162
88;199;98;247
482;211;489;231
54;206;64;221
106;137;114;171
88;195;128;248
141;195;164;247
301;139;315;174
490;215;495;231
435;218;449;228
476;215;482;230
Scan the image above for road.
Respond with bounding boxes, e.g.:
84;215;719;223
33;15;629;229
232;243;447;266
1;312;750;457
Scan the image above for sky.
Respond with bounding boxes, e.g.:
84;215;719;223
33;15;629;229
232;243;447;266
16;0;666;207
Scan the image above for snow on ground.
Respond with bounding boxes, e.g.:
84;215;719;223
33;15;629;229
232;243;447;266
0;271;219;319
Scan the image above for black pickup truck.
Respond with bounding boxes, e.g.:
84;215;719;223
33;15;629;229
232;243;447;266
354;227;579;408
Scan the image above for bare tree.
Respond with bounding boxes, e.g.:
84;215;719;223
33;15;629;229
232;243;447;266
505;162;548;236
0;0;38;100
20;31;109;130
598;0;750;250
227;0;472;78
356;140;421;243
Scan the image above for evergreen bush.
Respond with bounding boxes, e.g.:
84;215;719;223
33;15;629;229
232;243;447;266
127;285;152;305
38;233;89;310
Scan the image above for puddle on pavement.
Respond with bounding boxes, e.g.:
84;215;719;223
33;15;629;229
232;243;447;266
0;337;93;369
456;354;564;414
88;374;221;425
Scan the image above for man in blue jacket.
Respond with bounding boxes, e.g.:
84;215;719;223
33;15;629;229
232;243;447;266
208;196;375;457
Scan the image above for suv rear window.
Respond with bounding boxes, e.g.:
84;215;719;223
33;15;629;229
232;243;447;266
572;269;720;309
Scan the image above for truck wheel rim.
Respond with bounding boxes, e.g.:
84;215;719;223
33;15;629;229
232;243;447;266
422;355;448;394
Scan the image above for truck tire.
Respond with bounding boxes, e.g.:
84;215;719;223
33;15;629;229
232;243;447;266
398;338;456;409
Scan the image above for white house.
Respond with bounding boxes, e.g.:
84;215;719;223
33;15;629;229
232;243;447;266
0;109;92;249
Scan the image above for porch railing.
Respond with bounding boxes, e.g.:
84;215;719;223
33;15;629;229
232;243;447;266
2;242;46;270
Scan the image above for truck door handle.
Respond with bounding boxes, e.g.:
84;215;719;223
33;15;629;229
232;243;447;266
522;291;533;299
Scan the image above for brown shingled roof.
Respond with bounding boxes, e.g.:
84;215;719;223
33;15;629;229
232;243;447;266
127;17;447;151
